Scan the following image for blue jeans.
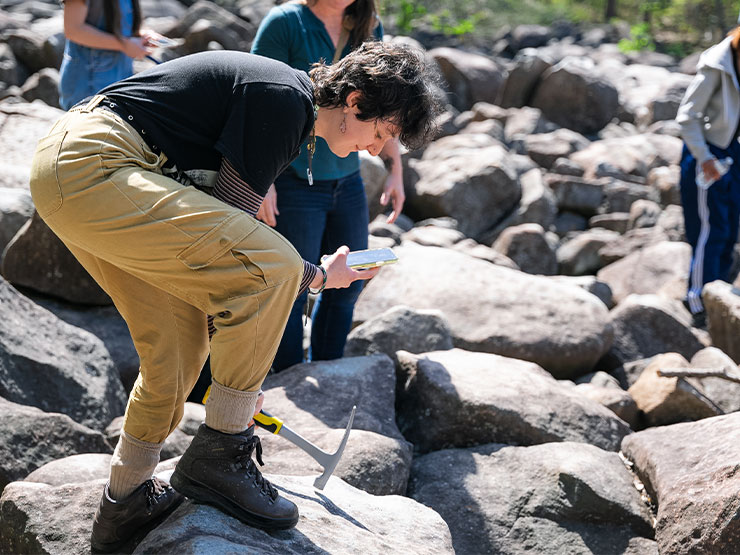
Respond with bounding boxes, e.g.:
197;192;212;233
272;170;369;371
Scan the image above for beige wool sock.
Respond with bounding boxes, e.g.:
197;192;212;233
205;379;260;434
108;431;163;500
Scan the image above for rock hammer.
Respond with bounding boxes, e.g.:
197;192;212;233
254;407;356;490
201;385;355;489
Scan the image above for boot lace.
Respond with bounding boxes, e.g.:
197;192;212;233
145;476;169;509
235;435;278;501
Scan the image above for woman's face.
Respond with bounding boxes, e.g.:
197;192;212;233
324;92;397;158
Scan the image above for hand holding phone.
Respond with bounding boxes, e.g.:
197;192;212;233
147;36;184;48
322;248;398;270
346;248;398;269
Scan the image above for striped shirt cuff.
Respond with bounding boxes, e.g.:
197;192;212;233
300;261;319;297
213;158;263;218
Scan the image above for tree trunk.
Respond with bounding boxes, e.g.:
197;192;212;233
605;0;617;21
714;0;726;41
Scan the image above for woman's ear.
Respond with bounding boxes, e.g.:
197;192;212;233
345;90;362;110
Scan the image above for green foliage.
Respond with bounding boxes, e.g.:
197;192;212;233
618;22;656;52
378;0;740;52
429;9;483;36
393;0;426;34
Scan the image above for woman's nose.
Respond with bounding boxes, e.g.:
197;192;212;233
367;139;386;156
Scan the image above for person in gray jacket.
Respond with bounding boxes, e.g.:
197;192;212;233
676;27;740;325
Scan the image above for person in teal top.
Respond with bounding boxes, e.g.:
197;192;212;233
251;0;405;371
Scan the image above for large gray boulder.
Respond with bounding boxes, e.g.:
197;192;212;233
497;48;553;108
557;228;621;276
690;347;740;413
601;294;703;370
407;142;520;238
401;224;466;248
570;134;682;179
1;211;111;305
530;57;619;134
24;453;180;488
168;0;257;53
24;454;112;487
262;354;402;439
627;199;662;230
597;227;670;267
622;412;740;554
504;106;556;141
0;187;34;254
359;150;389;221
355;244;613;379
19;67;60;108
491;223;557;275
409;442;656;555
0;398;111;494
597;241;692;304
481;168;557;244
344;305;453;361
573;381;639;429
259;356;412;494
628;353;721;427
518;128;590;169
5;28;56;73
545;173;605;215
29;294;140;392
703;280;740;363
0;476;453;554
0;99;63;190
396;349;631;453
602;179;660;215
0;277;127;430
0;42;27;89
429;47;506;112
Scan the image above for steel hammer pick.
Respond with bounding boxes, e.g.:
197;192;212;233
254;406;356;490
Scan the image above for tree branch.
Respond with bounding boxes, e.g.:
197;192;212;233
658;367;740;384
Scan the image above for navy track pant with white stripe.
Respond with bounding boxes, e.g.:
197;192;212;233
679;141;740;314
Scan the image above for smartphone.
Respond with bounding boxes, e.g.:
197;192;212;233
346;248;398;269
148;36;184;48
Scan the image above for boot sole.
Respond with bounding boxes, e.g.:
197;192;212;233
170;469;299;531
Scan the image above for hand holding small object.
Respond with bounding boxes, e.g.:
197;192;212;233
697;156;732;188
313;246;379;291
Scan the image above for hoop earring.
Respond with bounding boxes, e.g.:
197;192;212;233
340;114;347;134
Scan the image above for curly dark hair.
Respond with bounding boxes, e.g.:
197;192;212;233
309;41;443;151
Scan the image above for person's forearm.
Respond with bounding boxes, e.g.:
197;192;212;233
65;23;130;52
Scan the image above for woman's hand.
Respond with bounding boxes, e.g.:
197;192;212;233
122;37;151;59
380;172;405;224
379;139;404;224
701;158;722;184
312;246;380;290
257;184;279;227
140;29;165;47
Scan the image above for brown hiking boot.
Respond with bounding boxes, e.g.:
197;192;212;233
90;477;183;553
170;424;298;530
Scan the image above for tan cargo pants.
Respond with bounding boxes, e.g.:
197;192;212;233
29;96;303;443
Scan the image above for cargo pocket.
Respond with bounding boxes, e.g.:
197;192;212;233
29;131;67;218
177;212;260;270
